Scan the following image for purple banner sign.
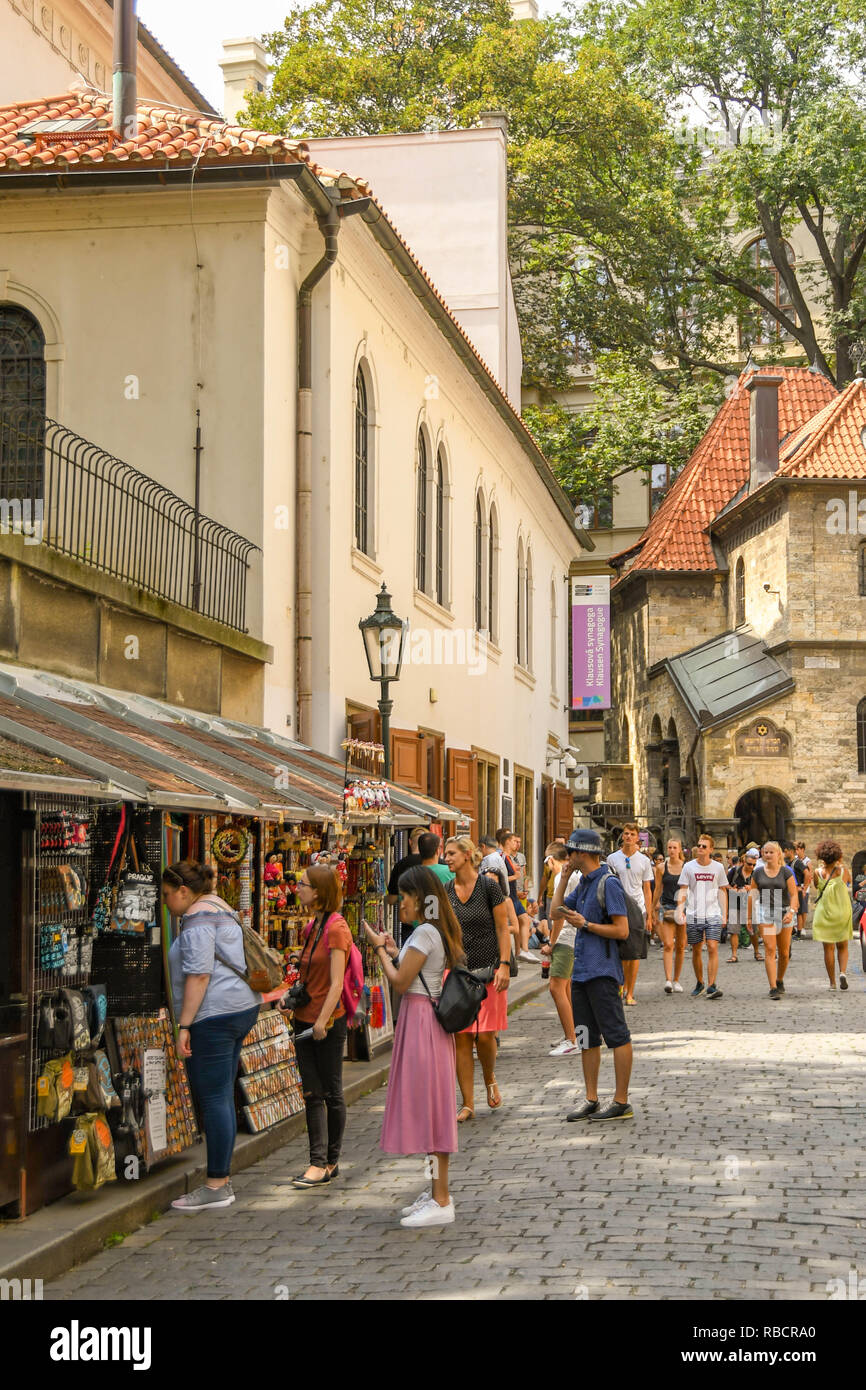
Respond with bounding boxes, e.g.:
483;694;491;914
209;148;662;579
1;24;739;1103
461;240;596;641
571;575;611;709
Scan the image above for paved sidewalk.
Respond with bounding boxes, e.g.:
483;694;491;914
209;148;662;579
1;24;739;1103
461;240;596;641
46;941;866;1300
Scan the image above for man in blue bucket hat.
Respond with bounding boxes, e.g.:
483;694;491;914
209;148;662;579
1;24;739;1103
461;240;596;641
550;828;634;1122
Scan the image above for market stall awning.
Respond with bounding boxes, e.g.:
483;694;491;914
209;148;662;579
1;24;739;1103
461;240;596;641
0;665;464;824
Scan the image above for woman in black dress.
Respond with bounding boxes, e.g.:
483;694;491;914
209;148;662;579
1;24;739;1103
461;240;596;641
442;836;511;1122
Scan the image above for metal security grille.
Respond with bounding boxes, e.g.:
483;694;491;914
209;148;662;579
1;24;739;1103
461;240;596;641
0;410;258;632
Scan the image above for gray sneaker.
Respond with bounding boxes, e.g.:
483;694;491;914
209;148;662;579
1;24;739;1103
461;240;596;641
171;1182;235;1212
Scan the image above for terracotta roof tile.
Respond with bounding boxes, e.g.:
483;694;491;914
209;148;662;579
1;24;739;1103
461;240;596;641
615;366;838;576
778;377;866;479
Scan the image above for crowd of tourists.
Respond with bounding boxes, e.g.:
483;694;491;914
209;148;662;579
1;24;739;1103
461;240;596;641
159;820;863;1227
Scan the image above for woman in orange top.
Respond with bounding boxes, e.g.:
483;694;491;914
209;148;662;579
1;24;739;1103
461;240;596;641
280;864;352;1189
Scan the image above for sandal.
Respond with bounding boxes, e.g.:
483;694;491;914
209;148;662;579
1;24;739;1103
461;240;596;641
726;956;737;963
753;953;764;962
456;1105;474;1123
486;1080;502;1110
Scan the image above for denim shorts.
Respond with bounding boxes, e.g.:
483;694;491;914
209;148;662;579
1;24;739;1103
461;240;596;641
686;920;724;946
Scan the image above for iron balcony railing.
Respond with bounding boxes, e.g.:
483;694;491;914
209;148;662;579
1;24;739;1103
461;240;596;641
0;409;259;632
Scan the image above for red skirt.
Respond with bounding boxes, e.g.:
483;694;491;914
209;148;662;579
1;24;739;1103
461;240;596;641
459;979;508;1035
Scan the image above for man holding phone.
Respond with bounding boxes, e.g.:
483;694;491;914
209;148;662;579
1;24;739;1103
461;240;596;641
551;829;634;1122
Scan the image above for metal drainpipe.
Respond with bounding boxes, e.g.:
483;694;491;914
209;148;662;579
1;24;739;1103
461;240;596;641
296;204;340;746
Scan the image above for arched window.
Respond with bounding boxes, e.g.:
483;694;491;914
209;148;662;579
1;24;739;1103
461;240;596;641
488;502;498;643
354;366;370;554
0;304;46;416
525;546;533;672
735;556;746;626
0;304;46;493
859;699;866;774
859;542;866;598
474;493;486;632
416;430;428;593
739;238;796;347
517;538;526;666
433;445;448;607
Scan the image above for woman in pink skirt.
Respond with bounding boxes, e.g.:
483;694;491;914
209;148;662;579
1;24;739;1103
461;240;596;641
363;867;465;1228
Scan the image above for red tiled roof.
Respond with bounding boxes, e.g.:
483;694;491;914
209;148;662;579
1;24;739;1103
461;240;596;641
615;366;838;576
0;93;569;522
778;376;866;479
0;92;330;174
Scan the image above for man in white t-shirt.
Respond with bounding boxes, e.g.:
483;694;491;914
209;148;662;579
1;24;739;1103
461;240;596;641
675;833;728;1001
606;823;654;1006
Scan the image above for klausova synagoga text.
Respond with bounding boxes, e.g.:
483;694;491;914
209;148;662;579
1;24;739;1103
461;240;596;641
605;365;866;867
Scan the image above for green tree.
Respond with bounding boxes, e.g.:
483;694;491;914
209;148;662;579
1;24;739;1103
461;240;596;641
247;0;866;502
524;359;726;511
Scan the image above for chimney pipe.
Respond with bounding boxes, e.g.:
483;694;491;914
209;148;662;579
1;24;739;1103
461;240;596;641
113;0;138;141
746;373;784;492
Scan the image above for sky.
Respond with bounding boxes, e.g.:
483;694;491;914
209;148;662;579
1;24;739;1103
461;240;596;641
137;1;293;108
137;2;562;111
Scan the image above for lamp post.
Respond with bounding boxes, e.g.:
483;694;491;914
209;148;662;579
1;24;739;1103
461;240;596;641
359;583;407;781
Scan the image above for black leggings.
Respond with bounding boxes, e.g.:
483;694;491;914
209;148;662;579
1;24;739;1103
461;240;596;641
292;1016;348;1167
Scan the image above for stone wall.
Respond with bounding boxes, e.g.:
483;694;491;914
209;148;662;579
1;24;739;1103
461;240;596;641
0;539;270;722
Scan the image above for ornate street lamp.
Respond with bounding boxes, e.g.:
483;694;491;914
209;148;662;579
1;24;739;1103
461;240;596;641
359;583;408;780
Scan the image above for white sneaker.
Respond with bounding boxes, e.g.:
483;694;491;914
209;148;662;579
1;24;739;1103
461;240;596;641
519;950;541;964
672;981;684;993
549;1039;579;1056
401;1189;431;1216
400;1197;455;1228
664;980;673;993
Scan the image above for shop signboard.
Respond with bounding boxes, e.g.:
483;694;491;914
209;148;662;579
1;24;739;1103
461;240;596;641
571;576;611;710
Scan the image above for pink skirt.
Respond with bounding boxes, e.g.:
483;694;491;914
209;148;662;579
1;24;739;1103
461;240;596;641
380;994;458;1155
458;979;508;1035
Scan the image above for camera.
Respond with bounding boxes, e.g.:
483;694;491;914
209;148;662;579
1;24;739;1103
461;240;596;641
280;980;310;1013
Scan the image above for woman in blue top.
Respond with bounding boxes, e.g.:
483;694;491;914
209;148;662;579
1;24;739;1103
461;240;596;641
163;860;261;1211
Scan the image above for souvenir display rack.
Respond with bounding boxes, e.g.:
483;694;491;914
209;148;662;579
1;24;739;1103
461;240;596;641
237;1009;303;1132
341;738;391;816
29;793;94;1130
110;1013;198;1165
203;815;258;931
90;806;164;1018
263;822;325;952
342;837;393;1058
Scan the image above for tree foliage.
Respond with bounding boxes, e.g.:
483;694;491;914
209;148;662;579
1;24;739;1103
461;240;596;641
247;0;866;500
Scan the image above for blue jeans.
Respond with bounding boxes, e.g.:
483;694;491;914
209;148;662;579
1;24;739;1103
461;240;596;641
186;1005;260;1178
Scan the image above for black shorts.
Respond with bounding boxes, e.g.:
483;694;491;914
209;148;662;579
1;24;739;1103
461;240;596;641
571;977;631;1050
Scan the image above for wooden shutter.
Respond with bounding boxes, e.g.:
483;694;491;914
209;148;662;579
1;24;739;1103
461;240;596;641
543;779;554;847
554;784;575;838
347;708;381;743
447;748;477;842
390;729;425;791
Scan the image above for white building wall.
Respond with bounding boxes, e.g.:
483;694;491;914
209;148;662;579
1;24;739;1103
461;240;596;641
304;127;523;407
312;215;576;797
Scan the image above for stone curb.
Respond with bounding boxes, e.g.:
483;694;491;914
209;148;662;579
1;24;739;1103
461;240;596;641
0;970;549;1284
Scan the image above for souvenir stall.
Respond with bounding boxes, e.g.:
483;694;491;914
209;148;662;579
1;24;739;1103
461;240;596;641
340;739;393;1059
29;798;200;1207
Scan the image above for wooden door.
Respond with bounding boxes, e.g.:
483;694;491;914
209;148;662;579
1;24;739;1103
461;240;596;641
554;784;575;838
390;728;425;791
446;748;477;842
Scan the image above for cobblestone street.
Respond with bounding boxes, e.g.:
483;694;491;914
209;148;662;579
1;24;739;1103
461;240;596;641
48;939;866;1301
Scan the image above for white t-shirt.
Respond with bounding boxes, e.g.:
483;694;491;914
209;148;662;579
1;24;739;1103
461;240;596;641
677;859;729;923
606;850;654;917
400;922;447;998
552;868;581;948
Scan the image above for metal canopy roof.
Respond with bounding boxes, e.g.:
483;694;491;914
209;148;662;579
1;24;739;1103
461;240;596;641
0;664;463;824
664;629;795;729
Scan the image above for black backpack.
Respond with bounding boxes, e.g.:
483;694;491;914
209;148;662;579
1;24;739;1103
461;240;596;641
595;871;648;961
419;966;490;1033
